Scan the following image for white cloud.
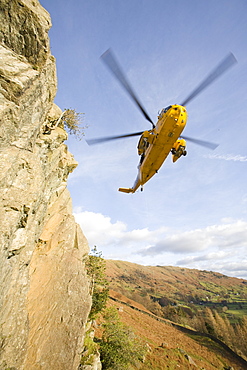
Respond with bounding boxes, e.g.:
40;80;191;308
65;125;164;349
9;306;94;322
221;261;247;278
74;210;168;252
74;211;127;247
205;153;247;162
74;211;247;264
74;210;247;278
137;229;212;256
176;250;233;265
137;220;247;256
176;253;247;279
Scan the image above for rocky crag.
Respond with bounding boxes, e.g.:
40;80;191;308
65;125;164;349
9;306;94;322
0;1;92;369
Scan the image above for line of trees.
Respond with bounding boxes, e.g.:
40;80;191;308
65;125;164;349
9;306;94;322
162;304;247;360
114;287;247;360
82;248;146;369
100;307;147;370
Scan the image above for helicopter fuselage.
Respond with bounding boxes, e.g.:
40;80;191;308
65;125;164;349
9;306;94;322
88;50;235;193
119;104;187;193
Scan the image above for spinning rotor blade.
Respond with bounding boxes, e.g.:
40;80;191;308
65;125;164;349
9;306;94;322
181;53;237;106
86;131;144;145
181;135;218;150
101;49;155;128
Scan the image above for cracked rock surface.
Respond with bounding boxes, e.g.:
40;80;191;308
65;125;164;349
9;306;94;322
0;1;91;369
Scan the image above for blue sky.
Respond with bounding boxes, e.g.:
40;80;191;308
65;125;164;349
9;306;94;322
40;0;247;279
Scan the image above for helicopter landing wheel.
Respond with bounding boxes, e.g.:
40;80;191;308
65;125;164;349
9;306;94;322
141;186;144;192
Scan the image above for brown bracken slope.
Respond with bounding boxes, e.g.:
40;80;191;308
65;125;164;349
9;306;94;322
106;290;247;370
102;260;247;369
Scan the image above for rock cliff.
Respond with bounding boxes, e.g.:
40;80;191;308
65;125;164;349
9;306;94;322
0;1;92;369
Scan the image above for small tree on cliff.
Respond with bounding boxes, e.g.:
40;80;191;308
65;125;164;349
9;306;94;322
85;246;109;320
100;307;147;370
55;108;87;140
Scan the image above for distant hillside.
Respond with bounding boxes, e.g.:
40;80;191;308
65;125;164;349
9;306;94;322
105;260;247;311
104;260;247;365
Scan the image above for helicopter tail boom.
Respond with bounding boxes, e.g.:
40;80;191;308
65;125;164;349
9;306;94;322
118;187;134;193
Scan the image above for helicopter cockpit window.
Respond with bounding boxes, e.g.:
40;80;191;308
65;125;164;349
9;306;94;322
158;105;172;118
163;105;172;113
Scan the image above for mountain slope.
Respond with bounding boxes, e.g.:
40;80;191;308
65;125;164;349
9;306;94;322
105;291;247;369
102;260;247;368
105;260;247;309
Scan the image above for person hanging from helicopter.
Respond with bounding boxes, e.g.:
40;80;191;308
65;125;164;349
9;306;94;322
137;130;156;165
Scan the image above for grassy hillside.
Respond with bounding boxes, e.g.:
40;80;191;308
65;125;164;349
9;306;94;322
103;260;247;367
105;260;247;319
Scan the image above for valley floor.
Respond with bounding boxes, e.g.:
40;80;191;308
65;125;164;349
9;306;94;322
103;291;247;370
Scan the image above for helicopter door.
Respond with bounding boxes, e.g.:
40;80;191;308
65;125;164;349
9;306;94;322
137;131;150;156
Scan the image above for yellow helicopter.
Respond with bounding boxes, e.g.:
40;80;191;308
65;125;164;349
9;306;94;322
87;50;237;193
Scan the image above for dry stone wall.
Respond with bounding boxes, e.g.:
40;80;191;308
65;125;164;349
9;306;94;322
0;1;92;369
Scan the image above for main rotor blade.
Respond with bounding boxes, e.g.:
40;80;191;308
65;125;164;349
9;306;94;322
101;49;154;127
181;53;237;106
86;131;144;145
181;135;219;150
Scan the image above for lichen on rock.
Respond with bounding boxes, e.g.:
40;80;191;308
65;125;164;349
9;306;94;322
0;1;92;369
